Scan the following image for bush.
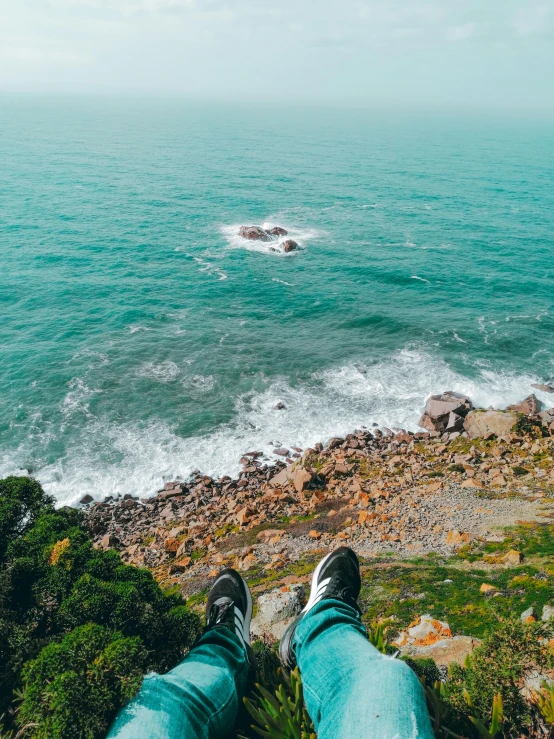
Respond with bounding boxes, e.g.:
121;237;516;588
18;624;146;739
0;477;201;738
442;620;554;738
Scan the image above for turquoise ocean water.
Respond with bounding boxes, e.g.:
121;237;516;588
1;97;553;505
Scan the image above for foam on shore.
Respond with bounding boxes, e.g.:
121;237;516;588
1;348;550;507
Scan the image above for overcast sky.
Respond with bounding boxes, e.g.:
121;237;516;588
1;0;553;111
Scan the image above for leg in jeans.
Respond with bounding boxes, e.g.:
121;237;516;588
107;568;253;739
107;628;248;739
295;598;435;739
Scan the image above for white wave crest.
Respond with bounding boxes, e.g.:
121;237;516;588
7;348;552;506
136;361;181;382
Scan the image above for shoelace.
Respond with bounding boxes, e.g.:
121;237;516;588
208;600;233;626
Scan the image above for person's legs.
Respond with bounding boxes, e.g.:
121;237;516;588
107;568;252;739
296;598;434;739
280;548;434;739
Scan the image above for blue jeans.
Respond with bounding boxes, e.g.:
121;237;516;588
107;599;434;739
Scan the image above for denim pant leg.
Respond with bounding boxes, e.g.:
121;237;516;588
295;599;435;739
107;628;249;739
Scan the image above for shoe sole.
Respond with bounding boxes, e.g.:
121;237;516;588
279;549;336;669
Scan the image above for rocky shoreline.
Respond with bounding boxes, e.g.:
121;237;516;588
82;390;554;606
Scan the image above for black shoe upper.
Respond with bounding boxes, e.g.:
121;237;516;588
205;568;252;651
279;547;361;670
309;546;361;610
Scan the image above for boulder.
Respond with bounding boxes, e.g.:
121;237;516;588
269;462;296;487
393;614;452;648
267;226;288;236
282;239;298;253
100;533;119;550
464;410;519;439
239;225;270;241
520;606;536;623
274;402;286;410
542;604;554;621
507;394;543;415
538;408;554;431
418;392;472;433
251;584;306;640
502;549;523;566
446;530;472;546
79;494;94;505
531;383;554;394
293;466;312;494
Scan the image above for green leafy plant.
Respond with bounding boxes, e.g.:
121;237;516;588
531;681;554;726
444;620;554;737
18;624;146;739
465;690;503;738
0;476;201;739
243;668;315;739
368;623;389;654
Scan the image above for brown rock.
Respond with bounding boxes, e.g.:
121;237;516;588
464;410;518;439
101;534;119;550
164;537;181;553
171;556;191;572
532;383;554;394
293;467;312;493
446;530;472;546
418;392;472;432
480;583;498;594
461;478;481;489
269;463;296;487
507;394;543;415
236;507;251;525
257;529;286;542
239;225;270;241
502;549;523;566
308;530;321;540
267;226;288;236
282;240;298;253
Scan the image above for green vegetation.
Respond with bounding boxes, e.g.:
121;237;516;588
0;476;201;739
243;667;315;739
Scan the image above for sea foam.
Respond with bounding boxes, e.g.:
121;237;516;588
4;348;550;507
221;221;321;256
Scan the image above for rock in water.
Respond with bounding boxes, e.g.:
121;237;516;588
418;391;472;433
239;225;270;241
282;239;298;253
267;226;288;236
531;382;554;394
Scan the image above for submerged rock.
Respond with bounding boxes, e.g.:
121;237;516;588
239;225;271;241
282;239;298;253
531;382;554;394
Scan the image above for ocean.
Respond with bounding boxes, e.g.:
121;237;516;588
1;96;553;506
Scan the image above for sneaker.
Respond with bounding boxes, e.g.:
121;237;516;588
205;567;253;654
279;547;361;670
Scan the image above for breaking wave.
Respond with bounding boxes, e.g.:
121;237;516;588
2;349;551;507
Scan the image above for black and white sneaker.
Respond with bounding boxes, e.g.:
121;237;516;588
205;568;253;657
279;547;361;670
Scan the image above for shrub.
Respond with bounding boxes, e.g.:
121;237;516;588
18;624;146;739
443;620;554;738
0;477;201;738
